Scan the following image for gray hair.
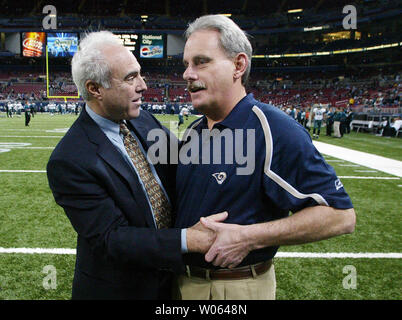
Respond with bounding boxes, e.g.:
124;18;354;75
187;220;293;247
71;31;122;101
185;15;253;86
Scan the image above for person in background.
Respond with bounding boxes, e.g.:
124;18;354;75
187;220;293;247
345;108;354;134
326;107;335;136
304;108;310;131
24;101;31;126
312;104;327;139
332;107;342;138
339;108;347;137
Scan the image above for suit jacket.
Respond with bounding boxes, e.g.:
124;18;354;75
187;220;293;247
47;108;183;299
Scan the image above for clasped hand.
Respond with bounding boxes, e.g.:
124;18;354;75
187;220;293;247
187;212;251;269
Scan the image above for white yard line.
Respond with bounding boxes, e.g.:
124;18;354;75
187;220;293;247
0;170;46;173
0;136;62;138
11;147;55;149
339;164;361;167
1;136;400;263
338;176;399;179
0;247;76;255
0;247;400;258
0;129;47;131
1;171;398;180
314;141;402;177
276;252;402;259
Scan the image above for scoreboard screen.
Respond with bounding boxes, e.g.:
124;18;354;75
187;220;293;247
47;33;79;57
140;34;165;59
116;33;139;53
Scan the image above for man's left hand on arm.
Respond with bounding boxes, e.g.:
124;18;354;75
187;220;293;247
200;217;252;269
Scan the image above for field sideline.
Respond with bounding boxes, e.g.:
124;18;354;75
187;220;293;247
0;112;400;300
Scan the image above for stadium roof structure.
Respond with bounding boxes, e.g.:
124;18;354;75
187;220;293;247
0;0;396;16
0;0;400;74
1;0;401;32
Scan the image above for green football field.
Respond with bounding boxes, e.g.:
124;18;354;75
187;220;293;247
0;112;400;300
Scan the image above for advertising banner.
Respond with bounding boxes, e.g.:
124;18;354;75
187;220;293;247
140;34;165;59
22;32;46;57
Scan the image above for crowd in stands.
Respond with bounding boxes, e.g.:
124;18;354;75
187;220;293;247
1;69;401;120
247;69;401;113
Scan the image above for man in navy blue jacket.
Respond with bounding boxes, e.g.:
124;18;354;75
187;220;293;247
47;31;224;300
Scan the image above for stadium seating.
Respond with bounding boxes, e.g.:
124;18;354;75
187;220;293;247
1;69;400;116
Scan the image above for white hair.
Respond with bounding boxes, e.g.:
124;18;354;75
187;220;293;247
185;15;253;86
71;31;122;101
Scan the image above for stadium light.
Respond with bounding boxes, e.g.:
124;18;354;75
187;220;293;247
288;9;303;13
304;25;330;32
252;41;401;59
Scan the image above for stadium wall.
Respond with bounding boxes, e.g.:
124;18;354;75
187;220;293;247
5;33;20;55
167;34;185;56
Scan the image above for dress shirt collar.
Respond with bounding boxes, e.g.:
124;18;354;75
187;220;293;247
85;104;121;139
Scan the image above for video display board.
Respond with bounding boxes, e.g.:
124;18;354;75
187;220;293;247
116;33;139;54
22;32;46;57
47;33;79;57
140;34;165;59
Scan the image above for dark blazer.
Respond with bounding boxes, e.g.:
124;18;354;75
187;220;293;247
47;108;183;300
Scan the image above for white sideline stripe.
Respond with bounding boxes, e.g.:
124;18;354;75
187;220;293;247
313;141;402;177
0;247;401;258
0;170;46;173
338;176;400;180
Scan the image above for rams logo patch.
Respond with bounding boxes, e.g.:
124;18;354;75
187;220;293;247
335;179;343;190
212;172;227;185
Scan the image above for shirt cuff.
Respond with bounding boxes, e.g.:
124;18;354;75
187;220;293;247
181;228;188;253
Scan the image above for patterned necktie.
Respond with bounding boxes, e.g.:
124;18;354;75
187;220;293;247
119;122;172;228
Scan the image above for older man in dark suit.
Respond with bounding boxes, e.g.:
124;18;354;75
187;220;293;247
47;31;225;300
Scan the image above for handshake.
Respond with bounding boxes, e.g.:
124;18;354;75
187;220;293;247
185;212;252;269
